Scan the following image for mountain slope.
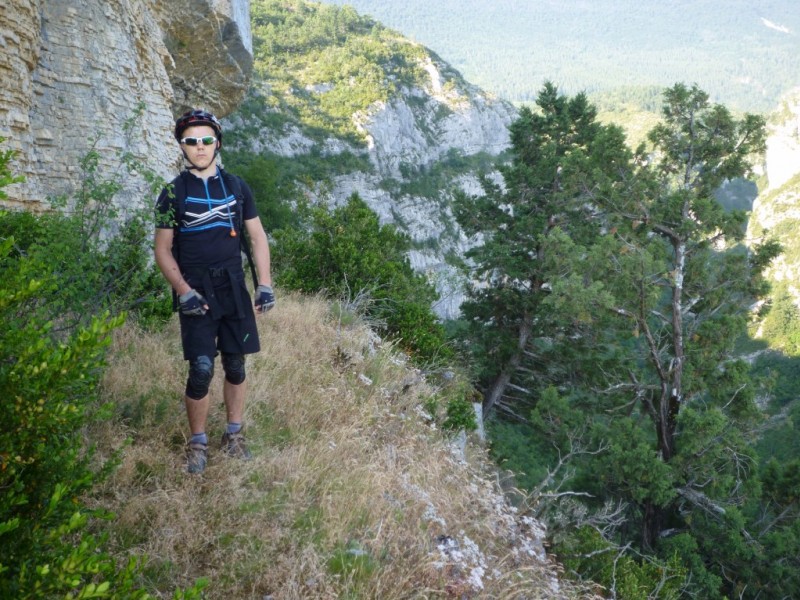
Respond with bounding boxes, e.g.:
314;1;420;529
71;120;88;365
225;0;517;318
91;294;587;598
749;88;800;302
320;0;800;114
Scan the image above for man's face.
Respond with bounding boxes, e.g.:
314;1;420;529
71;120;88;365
179;124;218;170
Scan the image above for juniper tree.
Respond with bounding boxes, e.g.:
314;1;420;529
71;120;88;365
591;84;778;550
454;85;786;596
453;81;632;418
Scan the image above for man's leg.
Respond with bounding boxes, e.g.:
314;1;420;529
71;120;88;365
223;378;246;425
185;393;211;435
220;353;251;459
184;355;215;473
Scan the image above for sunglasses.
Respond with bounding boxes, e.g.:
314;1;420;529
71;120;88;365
180;136;217;146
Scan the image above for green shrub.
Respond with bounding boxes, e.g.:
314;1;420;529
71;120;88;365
556;527;689;599
0;137;198;599
0;215;150;597
274;193;451;362
0;132;171;330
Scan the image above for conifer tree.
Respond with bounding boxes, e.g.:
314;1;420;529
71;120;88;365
453;81;632;416
595;84;778;550
456;84;787;596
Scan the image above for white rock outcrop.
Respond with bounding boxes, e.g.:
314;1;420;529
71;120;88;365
748;88;800;303
235;57;516;319
763;88;800;192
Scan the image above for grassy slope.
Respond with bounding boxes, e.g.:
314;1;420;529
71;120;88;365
89;293;589;599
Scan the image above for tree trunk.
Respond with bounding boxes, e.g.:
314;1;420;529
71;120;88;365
483;315;533;417
664;239;686;460
641;500;661;551
646;239;688;545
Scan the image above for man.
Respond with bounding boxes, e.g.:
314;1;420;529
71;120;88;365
154;109;275;474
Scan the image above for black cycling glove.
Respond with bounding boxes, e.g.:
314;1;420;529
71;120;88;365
179;289;208;316
255;284;276;313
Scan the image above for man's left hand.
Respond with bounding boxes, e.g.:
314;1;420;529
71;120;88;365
255;284;276;313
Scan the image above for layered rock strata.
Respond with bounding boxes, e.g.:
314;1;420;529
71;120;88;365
0;0;252;211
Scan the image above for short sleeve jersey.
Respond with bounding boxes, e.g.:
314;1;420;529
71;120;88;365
155;169;257;272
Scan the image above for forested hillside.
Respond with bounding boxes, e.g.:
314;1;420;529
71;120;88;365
223;0;517;319
322;0;800;114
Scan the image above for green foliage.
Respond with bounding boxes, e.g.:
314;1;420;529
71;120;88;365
592;420;675;507
389;149;504;201
453;81;629;396
656;534;724;599
0;138;25;196
0;173;146;597
103;215;173;328
244;0;430;142
441;394;478;433
455;83;795;597
757;401;800;467
223;148;373;231
274;193;451;361
1;131;171;330
421;376;479;434
0;134;201;598
485;418;548;493
222;150;303;231
327;540;377;582
557;527;688;599
0;212;171;328
757;281;800;355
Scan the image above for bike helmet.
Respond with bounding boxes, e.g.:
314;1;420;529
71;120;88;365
174;109;223;144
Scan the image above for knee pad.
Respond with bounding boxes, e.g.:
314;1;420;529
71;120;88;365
185;355;214;400
221;353;246;385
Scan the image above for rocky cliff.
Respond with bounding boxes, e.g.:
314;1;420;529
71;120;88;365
0;0;253;211
748;88;800;301
332;66;514;318
227;52;515;319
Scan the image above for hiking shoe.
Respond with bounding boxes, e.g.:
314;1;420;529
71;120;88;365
221;431;252;460
186;442;208;474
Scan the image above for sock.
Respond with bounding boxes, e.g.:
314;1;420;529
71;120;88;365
226;422;242;435
191;432;208;446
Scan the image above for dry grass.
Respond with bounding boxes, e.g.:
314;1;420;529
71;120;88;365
89;292;593;599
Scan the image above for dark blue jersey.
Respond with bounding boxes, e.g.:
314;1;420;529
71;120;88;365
156;168;257;273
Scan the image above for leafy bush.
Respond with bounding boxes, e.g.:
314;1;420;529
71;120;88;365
0;137;201;598
274;193;451;361
0;137;171;330
0;141;141;598
222;148;372;232
557;527;689;599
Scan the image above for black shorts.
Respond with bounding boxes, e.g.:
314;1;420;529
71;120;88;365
179;276;260;361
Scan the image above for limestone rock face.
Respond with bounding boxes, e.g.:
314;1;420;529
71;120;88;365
339;69;515;318
231;56;515;318
0;0;252;211
748;88;800;301
763;89;800;193
356;59;514;180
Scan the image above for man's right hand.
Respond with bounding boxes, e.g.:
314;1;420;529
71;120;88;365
179;289;208;316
